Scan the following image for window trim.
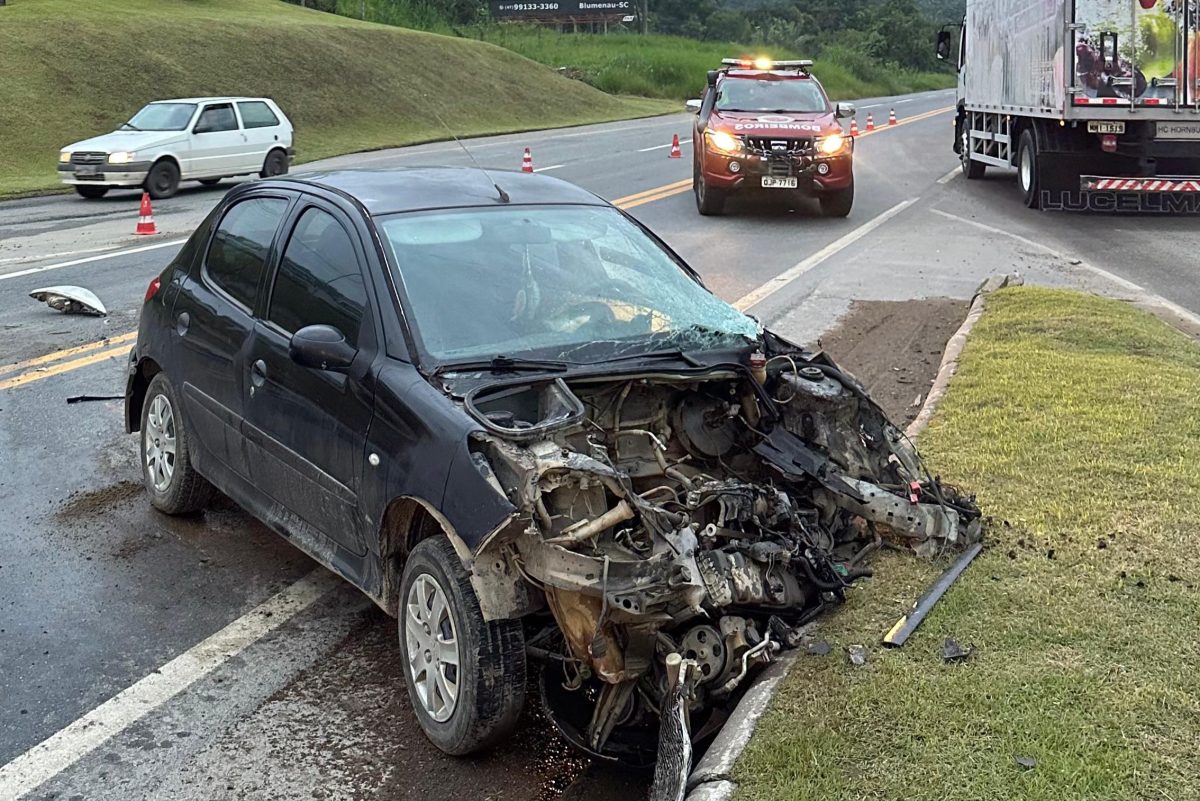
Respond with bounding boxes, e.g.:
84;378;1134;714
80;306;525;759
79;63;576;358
200;193;294;315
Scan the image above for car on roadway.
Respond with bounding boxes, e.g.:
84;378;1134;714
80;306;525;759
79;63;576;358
124;167;977;779
58;97;294;200
689;58;856;217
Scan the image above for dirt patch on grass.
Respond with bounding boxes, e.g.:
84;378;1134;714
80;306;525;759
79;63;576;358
817;298;969;425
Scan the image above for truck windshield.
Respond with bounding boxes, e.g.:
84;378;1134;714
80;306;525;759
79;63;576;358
378;205;760;365
126;103;197;131
716;78;828;113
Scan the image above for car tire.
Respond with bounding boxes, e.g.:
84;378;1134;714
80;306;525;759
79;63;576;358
144;160;180;200
819;183;854;217
74;185;109;199
260;149;289;179
1017;129;1041;209
959;118;986;179
399;536;526;756
198;178;222;186
694;172;725;216
141;373;214;515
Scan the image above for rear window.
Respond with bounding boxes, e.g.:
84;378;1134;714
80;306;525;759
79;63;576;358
205;197;289;310
238;101;281;129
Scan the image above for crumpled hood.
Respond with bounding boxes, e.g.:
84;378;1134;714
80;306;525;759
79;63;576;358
708;109;840;138
63;130;187;154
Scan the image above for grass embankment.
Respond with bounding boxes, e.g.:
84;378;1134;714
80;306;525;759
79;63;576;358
737;287;1200;801
0;0;670;197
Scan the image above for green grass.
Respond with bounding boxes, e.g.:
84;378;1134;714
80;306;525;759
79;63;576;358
735;287;1200;801
0;0;670;197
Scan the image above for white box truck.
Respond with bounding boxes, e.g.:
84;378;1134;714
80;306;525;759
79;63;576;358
940;0;1200;209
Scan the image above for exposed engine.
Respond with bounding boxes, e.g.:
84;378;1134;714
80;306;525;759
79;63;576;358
458;348;981;779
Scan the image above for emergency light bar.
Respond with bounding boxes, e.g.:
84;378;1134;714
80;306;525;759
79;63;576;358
721;58;813;70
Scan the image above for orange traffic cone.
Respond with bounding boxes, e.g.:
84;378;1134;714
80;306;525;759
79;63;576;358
521;147;534;173
135;192;158;236
669;134;682;158
866;112;875;131
849;118;859;137
888;108;898;125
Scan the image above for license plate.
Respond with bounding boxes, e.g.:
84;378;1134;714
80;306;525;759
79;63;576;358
75;165;99;177
1088;121;1125;134
1156;121;1200;140
761;176;797;189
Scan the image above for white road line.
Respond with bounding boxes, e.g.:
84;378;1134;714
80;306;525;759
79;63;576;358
638;139;692;152
858;103;882;109
937;168;960;184
0;244;123;266
928;207;1200;328
0;239;186;282
896;98;916;104
734;198;918;311
533;164;565;172
0;569;342;801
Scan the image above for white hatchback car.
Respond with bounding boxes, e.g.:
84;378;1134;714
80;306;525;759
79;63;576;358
58;97;294;200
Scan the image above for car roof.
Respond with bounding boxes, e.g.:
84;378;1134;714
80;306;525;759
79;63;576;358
274;167;611;216
149;97;271;104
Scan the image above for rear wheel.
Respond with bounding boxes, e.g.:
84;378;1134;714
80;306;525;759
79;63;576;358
74;185;109;199
260;149;288;179
694;171;726;216
141;373;214;514
1017;129;1041;209
819;183;854;217
399;536;526;755
144;160;180;199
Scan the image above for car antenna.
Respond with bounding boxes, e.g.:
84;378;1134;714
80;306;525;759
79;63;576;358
427;105;510;204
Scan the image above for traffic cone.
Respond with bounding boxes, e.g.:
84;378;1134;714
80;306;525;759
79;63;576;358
669;134;682;158
888;108;898;126
849;118;859;137
866;112;875;131
135;192;158;236
521;147;534;173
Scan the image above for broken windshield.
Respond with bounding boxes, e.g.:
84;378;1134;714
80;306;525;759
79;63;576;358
378;205;760;366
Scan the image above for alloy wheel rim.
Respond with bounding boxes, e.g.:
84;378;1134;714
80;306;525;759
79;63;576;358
405;572;460;723
144;394;177;492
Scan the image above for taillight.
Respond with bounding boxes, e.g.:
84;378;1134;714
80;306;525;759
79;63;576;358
1101;134;1118;153
145;276;161;303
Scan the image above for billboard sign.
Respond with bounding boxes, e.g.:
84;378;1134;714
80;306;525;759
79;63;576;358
490;0;634;18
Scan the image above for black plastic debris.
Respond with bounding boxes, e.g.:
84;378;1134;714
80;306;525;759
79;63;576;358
941;637;973;663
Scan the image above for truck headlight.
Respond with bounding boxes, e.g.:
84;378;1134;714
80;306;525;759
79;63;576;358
817;133;846;156
59;151;72;163
706;130;743;154
107;151;136;165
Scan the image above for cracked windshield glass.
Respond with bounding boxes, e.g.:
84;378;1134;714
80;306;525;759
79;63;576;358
379;205;761;365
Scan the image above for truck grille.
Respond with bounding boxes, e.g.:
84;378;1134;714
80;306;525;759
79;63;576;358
742;136;813;156
70;152;108;165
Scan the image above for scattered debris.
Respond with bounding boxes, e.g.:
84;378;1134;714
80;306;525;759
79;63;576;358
847;645;869;667
910;393;924;408
1015;755;1037;771
28;286;107;316
941;637;973;663
805;639;832;657
67;394;124;404
882;542;984;647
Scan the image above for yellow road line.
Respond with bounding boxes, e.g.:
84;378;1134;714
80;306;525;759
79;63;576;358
612;179;691;207
0;331;138;378
854;105;954;139
0;344;131;392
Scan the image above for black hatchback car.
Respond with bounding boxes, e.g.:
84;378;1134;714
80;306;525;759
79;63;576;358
126;167;977;777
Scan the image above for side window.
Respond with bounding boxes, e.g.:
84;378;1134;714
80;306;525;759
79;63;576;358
206;197;288;309
238;101;280;129
195;103;238;133
268;208;367;342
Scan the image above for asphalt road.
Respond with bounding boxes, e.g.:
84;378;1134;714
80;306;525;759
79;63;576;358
2;87;1198;801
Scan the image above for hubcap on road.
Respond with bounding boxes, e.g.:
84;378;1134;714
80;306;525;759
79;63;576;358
405;572;460;723
144;394;177;492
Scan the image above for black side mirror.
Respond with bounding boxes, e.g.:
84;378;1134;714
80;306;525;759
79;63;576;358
936;30;952;60
289;324;356;372
193;124;213;134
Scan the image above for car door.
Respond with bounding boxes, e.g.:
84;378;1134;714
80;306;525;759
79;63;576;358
171;192;293;482
240;200;376;557
190;102;246;177
236;100;285;172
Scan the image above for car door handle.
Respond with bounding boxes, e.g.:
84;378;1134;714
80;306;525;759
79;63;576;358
250;359;267;389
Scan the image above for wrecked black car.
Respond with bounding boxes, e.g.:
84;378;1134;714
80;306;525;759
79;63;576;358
125;167;980;791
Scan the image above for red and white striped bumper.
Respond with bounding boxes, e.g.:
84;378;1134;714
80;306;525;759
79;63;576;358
1081;176;1200;192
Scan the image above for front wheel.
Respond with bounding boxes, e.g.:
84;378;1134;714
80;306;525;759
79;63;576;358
260;149;289;179
74;185;109;199
141;373;214;514
694;171;726;216
144;160;180;200
399;536;526;756
819;183;854;217
1017;129;1040;209
959;117;986;179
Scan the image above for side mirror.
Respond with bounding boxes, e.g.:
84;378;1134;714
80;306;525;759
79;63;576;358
936;30;952;60
193;124;213;134
835;102;856;119
289;324;356;372
686;99;702;113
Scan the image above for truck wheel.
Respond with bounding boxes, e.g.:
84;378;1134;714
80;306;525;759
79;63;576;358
74;185;109;199
399;536;526;756
694;173;726;216
141;373;214;515
260;149;289;179
960;121;986;179
144;160;180;200
819;183;854;217
1017;130;1041;209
